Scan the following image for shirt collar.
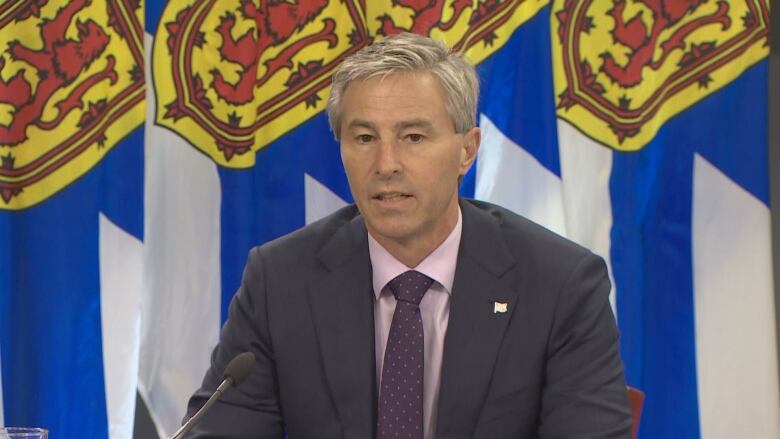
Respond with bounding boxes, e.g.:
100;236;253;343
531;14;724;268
368;207;462;298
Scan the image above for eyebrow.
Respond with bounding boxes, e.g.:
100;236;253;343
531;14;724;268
345;118;434;132
395;118;433;131
346;119;376;131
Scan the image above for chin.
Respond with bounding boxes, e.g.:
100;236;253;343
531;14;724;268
367;220;416;243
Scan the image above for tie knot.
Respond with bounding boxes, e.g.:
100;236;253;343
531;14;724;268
387;270;433;305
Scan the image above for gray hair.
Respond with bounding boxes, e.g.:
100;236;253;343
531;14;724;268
326;33;479;139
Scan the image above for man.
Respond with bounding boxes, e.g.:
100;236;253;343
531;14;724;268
185;33;632;438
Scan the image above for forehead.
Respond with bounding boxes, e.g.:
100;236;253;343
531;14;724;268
340;72;451;127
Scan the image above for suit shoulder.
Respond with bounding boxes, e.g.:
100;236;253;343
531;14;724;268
250;204;361;262
463;199;596;265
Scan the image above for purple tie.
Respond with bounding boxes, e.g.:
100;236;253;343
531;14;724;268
377;270;434;439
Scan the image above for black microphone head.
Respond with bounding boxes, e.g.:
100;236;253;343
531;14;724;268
223;352;255;386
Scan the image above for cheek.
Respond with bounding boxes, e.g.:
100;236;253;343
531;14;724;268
342;154;370;192
433;150;466;179
341;150;359;174
414;160;459;198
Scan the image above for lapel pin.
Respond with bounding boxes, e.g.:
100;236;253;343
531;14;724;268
493;301;508;314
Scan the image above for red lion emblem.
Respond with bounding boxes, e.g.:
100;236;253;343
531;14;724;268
377;0;472;36
0;0;144;208
159;0;367;162
209;0;336;106
555;0;769;146
377;0;518;49
0;0;117;146
600;0;731;87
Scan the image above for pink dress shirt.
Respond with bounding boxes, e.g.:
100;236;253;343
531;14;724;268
368;208;462;439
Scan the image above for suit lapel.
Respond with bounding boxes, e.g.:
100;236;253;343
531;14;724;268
437;201;519;436
308;214;377;439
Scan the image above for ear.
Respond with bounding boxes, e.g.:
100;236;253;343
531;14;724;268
459;126;480;176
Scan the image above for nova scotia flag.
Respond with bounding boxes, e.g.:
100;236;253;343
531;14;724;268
0;1;145;437
474;2;778;438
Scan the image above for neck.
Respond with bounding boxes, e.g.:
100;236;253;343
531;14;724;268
375;239;439;268
370;203;459;268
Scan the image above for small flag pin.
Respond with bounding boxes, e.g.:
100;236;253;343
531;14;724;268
493;301;508;314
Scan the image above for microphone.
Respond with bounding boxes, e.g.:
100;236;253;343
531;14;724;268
169;352;256;439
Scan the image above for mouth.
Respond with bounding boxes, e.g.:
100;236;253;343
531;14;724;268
372;192;413;203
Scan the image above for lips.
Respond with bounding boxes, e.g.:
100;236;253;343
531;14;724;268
372;192;412;202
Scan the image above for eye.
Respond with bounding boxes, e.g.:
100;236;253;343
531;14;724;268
356;134;374;144
405;133;425;143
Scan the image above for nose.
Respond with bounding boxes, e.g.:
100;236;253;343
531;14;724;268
374;140;402;178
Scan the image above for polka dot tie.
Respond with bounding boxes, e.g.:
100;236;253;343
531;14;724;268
377;270;433;439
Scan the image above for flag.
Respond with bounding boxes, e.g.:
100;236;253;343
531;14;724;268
0;1;145;438
476;1;777;438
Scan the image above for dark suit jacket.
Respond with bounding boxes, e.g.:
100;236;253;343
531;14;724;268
185;199;632;438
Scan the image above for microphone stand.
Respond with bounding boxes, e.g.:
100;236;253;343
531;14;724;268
168;377;234;439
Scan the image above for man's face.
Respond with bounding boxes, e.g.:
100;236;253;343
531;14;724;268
339;72;479;254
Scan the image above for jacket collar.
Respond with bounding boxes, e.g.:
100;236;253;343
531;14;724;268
309;211;377;439
436;200;519;437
